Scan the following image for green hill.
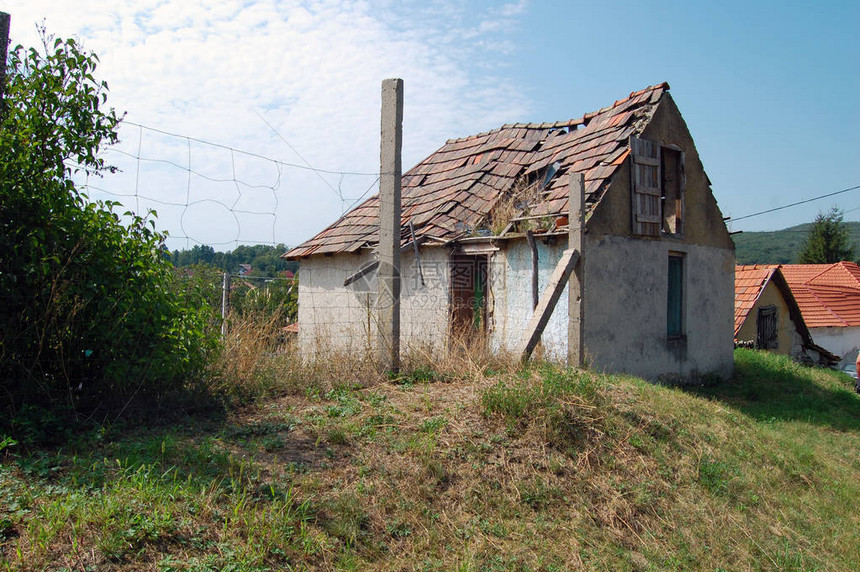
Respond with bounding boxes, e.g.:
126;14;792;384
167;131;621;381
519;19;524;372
732;221;860;264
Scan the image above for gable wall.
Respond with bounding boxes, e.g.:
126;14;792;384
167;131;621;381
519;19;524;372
568;93;735;379
588;94;733;250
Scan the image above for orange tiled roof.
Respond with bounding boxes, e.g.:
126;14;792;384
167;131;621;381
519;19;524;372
285;83;669;259
779;262;860;328
734;264;780;336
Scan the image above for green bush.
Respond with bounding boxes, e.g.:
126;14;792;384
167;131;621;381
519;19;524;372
0;32;218;421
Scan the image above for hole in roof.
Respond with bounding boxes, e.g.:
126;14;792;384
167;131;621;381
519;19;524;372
542;161;561;188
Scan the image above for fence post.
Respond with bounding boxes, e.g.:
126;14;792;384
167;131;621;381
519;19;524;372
377;78;403;373
221;272;230;337
0;12;10;114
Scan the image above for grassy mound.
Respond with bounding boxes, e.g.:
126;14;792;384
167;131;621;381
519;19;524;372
1;349;858;570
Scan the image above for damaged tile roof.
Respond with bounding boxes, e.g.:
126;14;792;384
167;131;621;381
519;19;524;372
285;82;669;259
779;262;860;328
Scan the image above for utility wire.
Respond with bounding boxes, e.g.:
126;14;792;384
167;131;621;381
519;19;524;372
121;120;378;177
731;184;860;223
253;110;343;201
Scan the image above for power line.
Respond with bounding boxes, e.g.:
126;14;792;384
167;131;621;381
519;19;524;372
253;110;343;201
731;184;860;223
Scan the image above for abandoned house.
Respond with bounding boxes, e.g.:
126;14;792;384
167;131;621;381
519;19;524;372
284;82;735;380
734;265;834;364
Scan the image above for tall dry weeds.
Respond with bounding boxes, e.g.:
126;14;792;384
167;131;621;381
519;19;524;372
210;310;523;403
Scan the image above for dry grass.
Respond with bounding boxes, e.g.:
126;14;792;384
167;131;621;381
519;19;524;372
1;349;858;571
486;176;545;235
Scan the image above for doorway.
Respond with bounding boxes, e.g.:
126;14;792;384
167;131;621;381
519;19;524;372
449;254;488;342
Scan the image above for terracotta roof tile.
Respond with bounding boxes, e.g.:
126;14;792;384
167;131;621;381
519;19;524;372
285;83;670;259
779;262;860;328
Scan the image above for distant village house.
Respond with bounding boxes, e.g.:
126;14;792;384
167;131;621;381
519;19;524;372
734;264;835;365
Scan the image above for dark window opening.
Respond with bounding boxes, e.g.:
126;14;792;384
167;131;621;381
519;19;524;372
667;255;684;338
449;254;488;342
756;305;778;349
661;147;683;235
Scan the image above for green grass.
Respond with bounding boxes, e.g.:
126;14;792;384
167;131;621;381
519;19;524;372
1;349;858;570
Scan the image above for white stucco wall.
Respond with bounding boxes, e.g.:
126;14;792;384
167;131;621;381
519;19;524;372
296;247;449;358
489;235;735;380
807;326;860;361
489;239;570;360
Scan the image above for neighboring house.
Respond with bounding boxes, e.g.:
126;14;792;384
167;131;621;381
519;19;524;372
778;262;860;363
734;265;834;364
237;264;253;276
284;83;735;380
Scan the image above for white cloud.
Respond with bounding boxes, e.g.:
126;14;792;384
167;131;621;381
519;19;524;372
3;0;532;249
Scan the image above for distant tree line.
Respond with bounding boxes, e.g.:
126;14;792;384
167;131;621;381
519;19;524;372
733;208;860;265
170;244;298;276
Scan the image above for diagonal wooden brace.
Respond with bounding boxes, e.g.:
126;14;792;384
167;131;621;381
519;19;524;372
517;248;581;361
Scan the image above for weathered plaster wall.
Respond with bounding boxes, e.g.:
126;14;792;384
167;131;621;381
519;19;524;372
807;327;860;361
561;92;735;379
296;247;449;358
489;238;569;360
582;235;735;380
736;281;805;357
490;234;734;380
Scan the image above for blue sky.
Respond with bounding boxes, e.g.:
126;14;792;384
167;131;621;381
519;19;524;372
501;1;860;234
4;0;859;248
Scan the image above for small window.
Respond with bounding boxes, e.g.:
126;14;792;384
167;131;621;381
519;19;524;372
667;255;684;338
756;306;778;349
631;136;685;237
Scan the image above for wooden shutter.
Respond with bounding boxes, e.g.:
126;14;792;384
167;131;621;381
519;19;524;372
630;136;661;237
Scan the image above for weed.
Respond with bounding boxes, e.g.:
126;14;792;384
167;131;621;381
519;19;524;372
418;416;448;433
697;457;739;497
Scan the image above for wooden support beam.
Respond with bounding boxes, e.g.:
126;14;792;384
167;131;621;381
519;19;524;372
526;230;538;310
344;260;379;287
568;172;585;367
342;238;425;287
517;248;580;361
